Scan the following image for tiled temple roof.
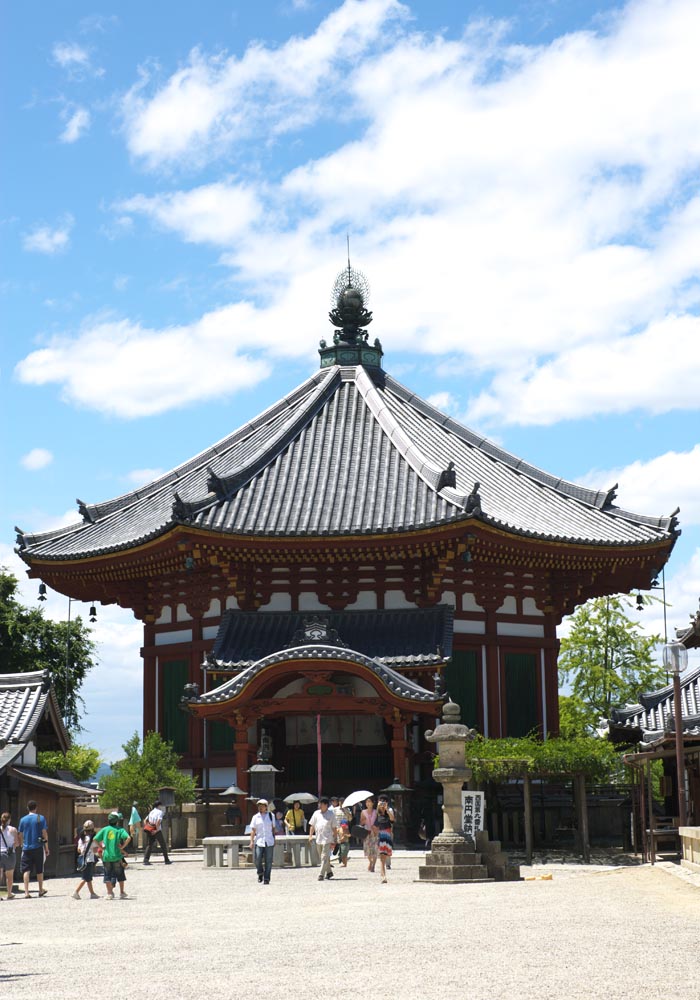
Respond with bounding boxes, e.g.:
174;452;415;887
209;606;453;670
0;670;68;771
610;665;700;742
190;645;442;708
17;363;679;562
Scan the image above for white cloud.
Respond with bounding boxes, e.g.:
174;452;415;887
59;106;91;143
15;309;273;418
52;42;90;68
120;0;405;168
0;542;143;761
118;182;261;245
21;0;700;427
22;216;73;255
426;391;456;413
125;468;166;487
20;448;54;471
579;445;700;526
113;274;130;291
466;314;700;426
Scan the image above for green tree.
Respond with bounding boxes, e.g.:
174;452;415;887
37;744;103;782
101;731;197;815
558;595;665;734
0;569;97;732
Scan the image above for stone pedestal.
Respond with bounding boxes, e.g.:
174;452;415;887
418;700;492;884
419;831;492;883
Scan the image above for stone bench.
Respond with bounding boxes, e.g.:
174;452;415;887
202;835;320;869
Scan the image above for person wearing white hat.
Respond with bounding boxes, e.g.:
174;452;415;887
249;799;276;885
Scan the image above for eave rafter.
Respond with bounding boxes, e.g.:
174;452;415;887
25;519;673;622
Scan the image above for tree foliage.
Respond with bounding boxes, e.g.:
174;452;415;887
464;734;625;784
100;731;197;814
37;744;103;783
558;595;665;734
0;569;97;732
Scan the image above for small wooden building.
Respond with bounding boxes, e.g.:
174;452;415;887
0;670;86;876
16;270;679;798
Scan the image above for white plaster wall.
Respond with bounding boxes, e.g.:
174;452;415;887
259;593;292;612
176;603;192;622
496;596;518;615
384;590;417;609
203;598;221;619
208;767;237;787
523;597;544;617
439;591;456;608
298;593;332;611
462;593;484;612
202;626;218;641
225;595;240;610
344;591;377;611
155;606;172;625
21;742;37;766
454;619;486;635
155;629;193;646
496;622;545;638
275;678;306;697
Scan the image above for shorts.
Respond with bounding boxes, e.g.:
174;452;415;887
20;846;45;875
103;860;126;885
78;860;96;881
0;851;16;873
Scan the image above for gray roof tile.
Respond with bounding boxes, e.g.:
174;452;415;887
18;363;678;561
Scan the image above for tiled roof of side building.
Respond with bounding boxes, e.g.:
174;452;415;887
210;606;454;669
18;363;679;561
610;664;700;740
0;670;68;752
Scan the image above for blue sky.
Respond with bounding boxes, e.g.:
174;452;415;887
2;0;699;762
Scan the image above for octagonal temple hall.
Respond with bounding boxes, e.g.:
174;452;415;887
17;268;680;796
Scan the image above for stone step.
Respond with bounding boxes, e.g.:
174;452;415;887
418;863;492;882
425;850;481;866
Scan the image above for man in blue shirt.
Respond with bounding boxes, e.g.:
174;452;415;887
18;800;49;898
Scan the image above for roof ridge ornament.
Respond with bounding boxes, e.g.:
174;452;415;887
320;255;383;370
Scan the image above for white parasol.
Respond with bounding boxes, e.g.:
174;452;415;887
341;789;374;809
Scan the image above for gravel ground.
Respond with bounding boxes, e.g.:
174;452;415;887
2;850;699;999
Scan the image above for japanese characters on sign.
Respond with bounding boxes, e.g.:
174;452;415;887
461;791;485;839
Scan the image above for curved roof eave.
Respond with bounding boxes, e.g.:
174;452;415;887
186;644;442;708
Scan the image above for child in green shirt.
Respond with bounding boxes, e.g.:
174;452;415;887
94;813;131;899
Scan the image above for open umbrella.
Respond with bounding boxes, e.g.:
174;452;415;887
283;792;318;804
342;789;374;810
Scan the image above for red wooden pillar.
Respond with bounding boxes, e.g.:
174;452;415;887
544;618;560;737
142;623;156;735
484;608;502;738
234;727;251;794
391;721;410;785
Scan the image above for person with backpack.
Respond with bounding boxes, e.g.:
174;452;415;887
142;800;172;865
249;798;276;885
18;800;49;898
73;820;100;899
94;812;131;899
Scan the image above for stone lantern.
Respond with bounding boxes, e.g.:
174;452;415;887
418;699;490;883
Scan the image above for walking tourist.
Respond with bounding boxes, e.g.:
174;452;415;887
375;795;395;884
284;800;306;835
360;796;378;873
0;812;18;899
250;798;276;885
18;800;49;898
73;820;100;899
308;797;338;881
128;802;141;853
142;800;172;865
94;812;131;899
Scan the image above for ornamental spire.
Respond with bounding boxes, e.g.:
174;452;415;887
319;249;383;369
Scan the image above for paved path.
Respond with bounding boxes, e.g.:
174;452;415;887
2;852;699;999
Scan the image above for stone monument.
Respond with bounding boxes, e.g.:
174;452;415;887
418;699;520;883
418;699;492;883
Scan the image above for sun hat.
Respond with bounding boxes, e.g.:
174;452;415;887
257;798;268;806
